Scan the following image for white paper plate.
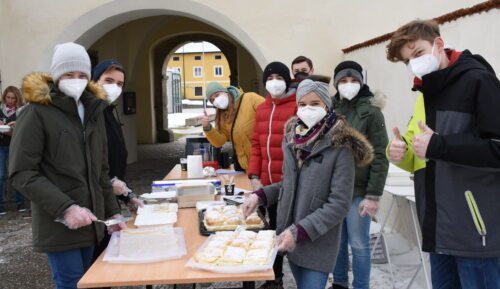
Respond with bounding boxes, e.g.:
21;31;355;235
134;212;177;227
186;234;278;274
103;227;187;263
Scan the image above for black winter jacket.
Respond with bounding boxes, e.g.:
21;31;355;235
421;50;500;257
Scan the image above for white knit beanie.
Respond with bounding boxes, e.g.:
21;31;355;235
50;42;91;82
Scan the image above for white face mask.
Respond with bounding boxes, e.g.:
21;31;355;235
102;84;122;104
58;79;88;102
338;82;361;100
266;79;287;98
297;105;327;128
212;93;229;109
408;42;440;79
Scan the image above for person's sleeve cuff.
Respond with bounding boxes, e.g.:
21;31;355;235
254;189;267;206
296;224;310;242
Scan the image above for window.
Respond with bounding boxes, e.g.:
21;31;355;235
215;55;222;60
194;55;202;60
193;66;203;77
214;66;223;77
194;86;203;96
171;67;181;73
173;56;180;61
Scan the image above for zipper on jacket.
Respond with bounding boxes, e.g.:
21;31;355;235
464;190;487;246
267;103;276;183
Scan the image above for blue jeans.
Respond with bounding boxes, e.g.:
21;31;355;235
47;246;95;289
332;196;371;289
289;261;329;289
0;146;24;209
431;253;500;289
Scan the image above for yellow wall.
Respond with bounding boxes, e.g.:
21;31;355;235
166;51;230;100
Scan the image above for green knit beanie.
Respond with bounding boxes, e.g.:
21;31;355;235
206;82;228;101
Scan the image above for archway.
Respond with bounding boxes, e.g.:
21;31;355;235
153;34;243;142
48;1;267;162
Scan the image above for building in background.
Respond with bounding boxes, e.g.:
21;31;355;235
166;42;230;100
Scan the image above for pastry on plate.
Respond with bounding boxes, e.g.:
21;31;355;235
194;247;224;263
205;239;227;249
205;210;224;226
249;239;273;251
245;213;262;225
222;205;238;213
237;230;257;241
243;249;270;265
218;246;246;264
225;216;243;226
229;238;250;249
256;230;276;241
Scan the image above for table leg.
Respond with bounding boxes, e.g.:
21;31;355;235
146;285;153;289
371;196;395;258
409;201;431;289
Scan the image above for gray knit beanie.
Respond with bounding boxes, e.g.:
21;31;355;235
50;42;91;82
333;60;363;89
297;79;332;109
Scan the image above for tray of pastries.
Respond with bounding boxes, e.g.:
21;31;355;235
198;205;267;235
186;230;277;273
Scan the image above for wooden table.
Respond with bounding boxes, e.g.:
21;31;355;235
78;165;273;288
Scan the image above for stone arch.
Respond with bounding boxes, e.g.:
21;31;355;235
48;0;267;69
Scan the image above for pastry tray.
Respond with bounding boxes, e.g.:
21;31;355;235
103;227;187;263
198;209;268;236
185;234;278;273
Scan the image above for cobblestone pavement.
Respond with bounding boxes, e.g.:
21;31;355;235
0;140;412;289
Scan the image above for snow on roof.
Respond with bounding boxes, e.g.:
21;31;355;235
175;42;221;53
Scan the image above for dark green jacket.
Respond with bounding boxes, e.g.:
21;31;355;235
333;85;389;197
9;73;121;253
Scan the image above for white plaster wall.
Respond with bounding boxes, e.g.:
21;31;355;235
0;0;487;87
344;8;500;138
0;0;495;162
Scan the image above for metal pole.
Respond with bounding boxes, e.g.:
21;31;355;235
202;41;206;110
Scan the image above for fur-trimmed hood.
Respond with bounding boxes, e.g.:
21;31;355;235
285;115;374;167
22;72;106;105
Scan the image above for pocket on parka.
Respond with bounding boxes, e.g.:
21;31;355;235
309;196;327;212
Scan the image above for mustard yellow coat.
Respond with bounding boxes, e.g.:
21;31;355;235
205;92;264;170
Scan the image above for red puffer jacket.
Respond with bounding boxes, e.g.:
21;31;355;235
247;93;297;185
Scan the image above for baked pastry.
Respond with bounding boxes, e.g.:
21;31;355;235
194;247;224;263
230;238;250;249
243;248;270;265
237;230;257;241
205;210;225;226
245;213;262;225
249;239;273;251
225;216;243;226
256;230;276;241
222;205;239;214
205;239;227;249
219;246;246;264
